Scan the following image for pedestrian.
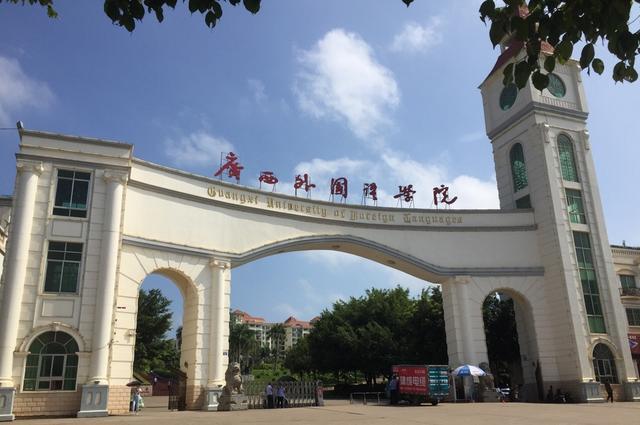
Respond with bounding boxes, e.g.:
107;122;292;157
277;383;286;408
266;382;274;408
545;385;553;403
389;374;399;405
604;381;613;403
131;387;143;414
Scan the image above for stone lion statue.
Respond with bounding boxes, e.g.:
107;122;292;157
222;362;243;395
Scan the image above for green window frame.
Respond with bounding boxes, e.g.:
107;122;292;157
620;275;636;289
44;242;83;293
592;343;618;384
565;189;586;224
510;143;528;192
53;169;91;218
23;331;79;391
558;135;578;182
627;308;640;326
573;232;606;333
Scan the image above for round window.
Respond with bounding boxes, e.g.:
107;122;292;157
499;83;518;111
547;73;566;98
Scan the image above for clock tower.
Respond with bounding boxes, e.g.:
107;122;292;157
480;41;640;400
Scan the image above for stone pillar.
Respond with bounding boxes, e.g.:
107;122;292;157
0;160;42;422
78;171;127;418
204;259;230;411
443;276;478;366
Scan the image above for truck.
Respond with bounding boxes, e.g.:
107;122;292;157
391;364;450;405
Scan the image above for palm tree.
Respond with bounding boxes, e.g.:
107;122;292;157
229;323;257;364
267;324;286;372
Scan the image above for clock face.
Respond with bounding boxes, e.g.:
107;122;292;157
499;83;518;111
547;73;566;98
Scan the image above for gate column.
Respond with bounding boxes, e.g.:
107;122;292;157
442;276;487;367
0;160;43;422
204;258;230;411
78;170;127;418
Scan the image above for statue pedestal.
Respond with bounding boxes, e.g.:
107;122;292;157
77;384;109;418
217;394;249;411
0;387;15;422
203;388;223;411
624;381;640;401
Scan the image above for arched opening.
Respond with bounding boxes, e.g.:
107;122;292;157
133;270;189;409
23;331;79;392
230;248;445;391
481;290;540;402
592;343;619;384
509;143;528;192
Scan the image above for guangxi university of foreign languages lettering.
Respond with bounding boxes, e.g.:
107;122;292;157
211;151;461;224
206;185;464;226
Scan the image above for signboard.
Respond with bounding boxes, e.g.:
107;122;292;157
629;334;640;355
392;365;427;395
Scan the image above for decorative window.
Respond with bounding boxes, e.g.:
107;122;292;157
565;189;586;224
23;331;79;391
620;275;636;289
558;135;578;182
592;343;618;384
515;195;531;209
44;242;83;293
53;170;91;218
510;143;528;192
627;308;640;326
573;232;606;333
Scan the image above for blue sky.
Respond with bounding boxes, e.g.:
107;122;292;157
1;1;639;331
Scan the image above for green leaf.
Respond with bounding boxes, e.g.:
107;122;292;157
243;0;260;14
212;0;222;18
514;61;530;89
613;61;626;82
625;67;638;83
402;0;413;6
489;21;506;47
205;10;216;27
592;58;605;75
502;63;514;85
131;0;145;20
579;43;595;69
122;15;135;32
531;70;549;91
479;0;495;20
104;1;120;22
543;56;555;73
555;39;573;63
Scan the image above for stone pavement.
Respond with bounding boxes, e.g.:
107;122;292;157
15;400;640;425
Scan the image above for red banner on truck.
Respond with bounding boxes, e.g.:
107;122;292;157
392;365;427;395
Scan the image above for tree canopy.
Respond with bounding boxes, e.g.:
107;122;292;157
4;0;640;89
134;288;180;374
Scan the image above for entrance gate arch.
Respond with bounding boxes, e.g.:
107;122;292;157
4;53;640;418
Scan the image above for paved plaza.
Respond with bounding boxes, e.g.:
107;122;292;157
14;399;640;425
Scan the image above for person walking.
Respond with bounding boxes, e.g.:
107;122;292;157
131;387;143;414
604;381;614;403
389;374;399;405
266;382;274;408
277;383;286;408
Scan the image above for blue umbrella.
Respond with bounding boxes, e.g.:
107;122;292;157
452;365;486;377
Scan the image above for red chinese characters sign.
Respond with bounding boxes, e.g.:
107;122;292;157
214;152;244;182
330;177;348;200
392;365;427;395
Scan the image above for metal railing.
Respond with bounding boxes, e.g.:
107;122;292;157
242;380;320;409
620;287;640;297
350;392;385;405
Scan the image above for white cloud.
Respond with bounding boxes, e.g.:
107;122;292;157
164;131;234;168
0;56;54;125
390;18;444;54
294;29;400;139
247;78;267;103
281;150;498;210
